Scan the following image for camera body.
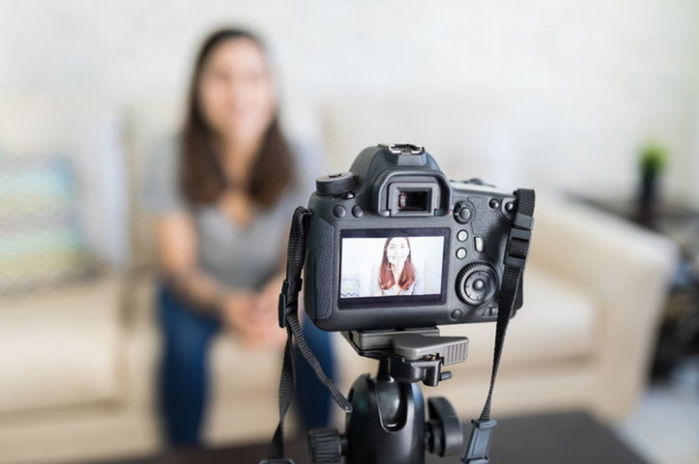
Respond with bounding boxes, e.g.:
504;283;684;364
304;144;524;331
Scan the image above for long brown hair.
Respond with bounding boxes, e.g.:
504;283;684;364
180;28;295;209
379;237;416;291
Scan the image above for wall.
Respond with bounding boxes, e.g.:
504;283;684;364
1;0;697;201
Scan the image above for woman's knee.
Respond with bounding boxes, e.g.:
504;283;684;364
158;284;218;371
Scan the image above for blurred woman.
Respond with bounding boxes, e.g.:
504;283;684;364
145;28;335;447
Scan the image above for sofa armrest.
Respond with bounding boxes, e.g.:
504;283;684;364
528;193;677;421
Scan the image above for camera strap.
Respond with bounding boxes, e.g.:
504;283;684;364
462;188;535;464
261;206;352;464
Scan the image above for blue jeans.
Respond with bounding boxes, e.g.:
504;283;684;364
157;284;336;447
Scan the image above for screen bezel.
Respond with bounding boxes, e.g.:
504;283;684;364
338;228;450;309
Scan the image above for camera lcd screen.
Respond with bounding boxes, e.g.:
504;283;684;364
339;228;449;308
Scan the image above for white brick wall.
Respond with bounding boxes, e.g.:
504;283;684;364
1;0;697;202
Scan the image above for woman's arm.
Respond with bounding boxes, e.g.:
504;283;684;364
154;212;231;311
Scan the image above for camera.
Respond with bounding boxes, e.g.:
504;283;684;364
304;143;526;331
263;143;535;464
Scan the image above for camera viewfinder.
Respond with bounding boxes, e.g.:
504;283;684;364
398;190;430;212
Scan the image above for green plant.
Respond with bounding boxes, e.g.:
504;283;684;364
639;142;668;175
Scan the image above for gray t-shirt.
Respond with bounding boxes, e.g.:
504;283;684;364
144;137;323;290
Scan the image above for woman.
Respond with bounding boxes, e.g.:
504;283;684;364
145;28;335;447
370;236;420;296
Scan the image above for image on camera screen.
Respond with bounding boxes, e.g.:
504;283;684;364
339;229;448;304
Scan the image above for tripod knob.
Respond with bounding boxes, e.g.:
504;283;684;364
308;427;343;463
426;397;464;457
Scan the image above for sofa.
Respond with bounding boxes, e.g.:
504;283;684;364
0;93;677;464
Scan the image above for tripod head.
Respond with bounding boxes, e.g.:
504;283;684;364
308;328;468;464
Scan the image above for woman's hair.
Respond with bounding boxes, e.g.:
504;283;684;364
378;237;416;291
179;27;295;209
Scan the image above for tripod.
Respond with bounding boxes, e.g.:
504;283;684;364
308;327;468;464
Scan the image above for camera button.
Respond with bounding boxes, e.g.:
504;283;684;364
456;248;467;259
474;237;484;252
450;309;462;320
351;205;364;218
454;202;473;224
457;230;468;242
333;205;347;218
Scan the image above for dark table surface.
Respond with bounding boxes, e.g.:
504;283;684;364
86;411;649;464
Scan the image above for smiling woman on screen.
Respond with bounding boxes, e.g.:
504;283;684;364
371;236;419;296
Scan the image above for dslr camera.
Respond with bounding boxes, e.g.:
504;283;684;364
304;143;526;331
263;143;535;464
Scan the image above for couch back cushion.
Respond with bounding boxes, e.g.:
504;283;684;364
0;93;127;269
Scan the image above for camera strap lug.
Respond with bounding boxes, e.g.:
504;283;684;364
278;277;303;328
504;209;534;270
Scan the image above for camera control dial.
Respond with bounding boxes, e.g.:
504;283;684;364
316;172;358;196
456;263;498;306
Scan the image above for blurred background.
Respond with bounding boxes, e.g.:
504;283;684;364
0;1;697;463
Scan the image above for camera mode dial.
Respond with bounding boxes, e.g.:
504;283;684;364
316;172;357;196
456;263;498;306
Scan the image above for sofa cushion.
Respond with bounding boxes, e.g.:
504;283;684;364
0;154;96;296
0;275;122;413
441;266;598;372
0;93;128;269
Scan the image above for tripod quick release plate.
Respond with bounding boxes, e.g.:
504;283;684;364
343;328;469;386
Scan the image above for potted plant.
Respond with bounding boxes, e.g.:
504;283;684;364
636;141;668;228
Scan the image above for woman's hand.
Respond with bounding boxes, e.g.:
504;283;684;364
222;278;286;349
250;274;287;348
222;292;262;340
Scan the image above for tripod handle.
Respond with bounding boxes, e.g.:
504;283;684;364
308;427;343;463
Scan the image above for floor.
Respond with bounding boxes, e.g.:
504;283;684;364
617;358;699;464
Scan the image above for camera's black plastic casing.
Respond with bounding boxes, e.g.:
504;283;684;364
304;144;523;331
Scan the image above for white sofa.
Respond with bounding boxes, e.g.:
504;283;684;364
0;94;677;464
